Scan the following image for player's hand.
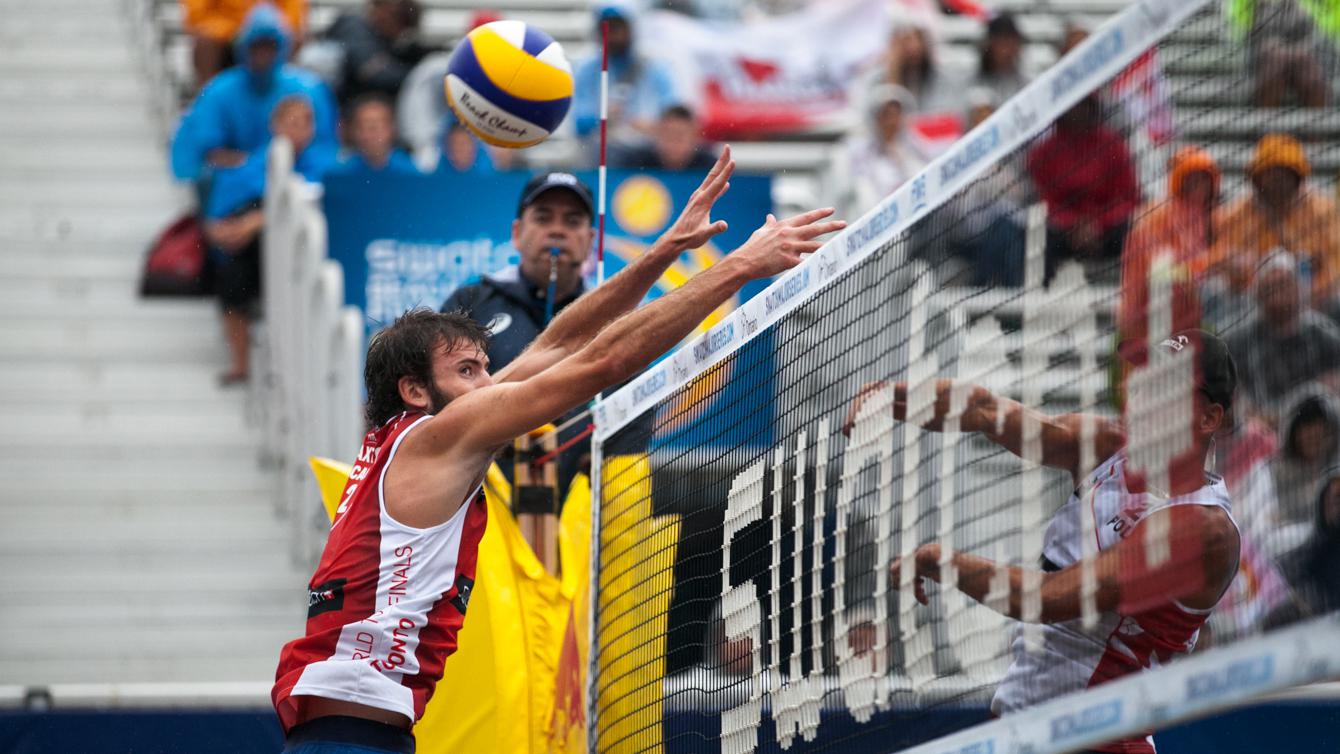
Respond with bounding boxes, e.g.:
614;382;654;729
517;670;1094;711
728;207;846;280
664;145;735;251
843;380;996;436
890;543;942;606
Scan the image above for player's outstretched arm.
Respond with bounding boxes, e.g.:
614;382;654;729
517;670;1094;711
844;379;1124;485
495;148;737;384
431;208;845;460
895;504;1239;624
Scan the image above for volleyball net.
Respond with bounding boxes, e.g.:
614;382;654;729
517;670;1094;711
588;0;1340;752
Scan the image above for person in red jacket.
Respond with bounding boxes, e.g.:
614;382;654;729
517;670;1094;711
1027;95;1141;284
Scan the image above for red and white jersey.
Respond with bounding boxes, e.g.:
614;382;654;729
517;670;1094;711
272;411;488;732
992;452;1237;753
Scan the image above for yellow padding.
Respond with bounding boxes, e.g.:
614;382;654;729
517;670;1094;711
469;25;573;102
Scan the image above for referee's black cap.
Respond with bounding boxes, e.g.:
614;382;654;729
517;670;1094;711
517;172;595;220
1118;329;1237;410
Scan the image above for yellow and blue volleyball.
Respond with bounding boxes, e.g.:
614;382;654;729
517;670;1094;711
445;21;573;149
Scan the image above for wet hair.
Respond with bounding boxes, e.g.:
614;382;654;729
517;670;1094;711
271;93;313;123
660;104;696;123
363;308;491;428
344;91;396;125
1286;394;1338;460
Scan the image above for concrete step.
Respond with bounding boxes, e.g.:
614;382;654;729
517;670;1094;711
0;442;262;472
0;105;156;135
3;409;248;441
0;450;265;481
0;549;303;594
0;17;133;44
3;493;275;532
0;77;151;105
0;142;162;171
0;208;176;248
0;182;179;208
13;601;302;641
1;624;302;663
0;47;138;72
0;485;283;512
0;520;290;556
0;355;226;393
0;323;228;360
6;253;141;280
0;655;287;686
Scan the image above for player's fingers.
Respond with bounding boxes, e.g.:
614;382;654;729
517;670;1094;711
779;206;835;228
794;219;847;240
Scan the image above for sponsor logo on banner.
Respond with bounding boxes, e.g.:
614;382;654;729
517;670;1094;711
910;174;928;213
763;268;811;316
641;0;892;139
1051;28;1125;102
632;369;669;404
692;323;736;364
846;201;900;257
939;124;1001;186
1010;100;1039;134
672;358;691;382
740;309;761;337
949;741;995;754
1185;656;1274;702
1049;699;1122;743
1137;0;1172;27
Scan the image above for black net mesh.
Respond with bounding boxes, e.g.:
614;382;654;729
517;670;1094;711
591;2;1340;752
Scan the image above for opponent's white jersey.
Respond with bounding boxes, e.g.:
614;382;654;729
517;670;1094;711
991;452;1237;754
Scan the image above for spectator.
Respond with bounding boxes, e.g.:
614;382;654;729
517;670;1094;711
1225;252;1340;421
612;105;719;171
171;4;337;183
1266;465;1340;628
573;3;679;161
204;95;338;384
1119;146;1221;342
861;20;964;119
972;12;1029;103
182;0;306;90
942;90;1032;287
843;85;931;213
1227;0;1331;108
425;120;498;176
1208;133;1340;302
322;0;432;109
1270;392;1340;529
440;173;595;374
330;93;419;175
1026;95;1140;283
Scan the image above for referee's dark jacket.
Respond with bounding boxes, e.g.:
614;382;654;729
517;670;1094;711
441;265;586;497
440;265;584;375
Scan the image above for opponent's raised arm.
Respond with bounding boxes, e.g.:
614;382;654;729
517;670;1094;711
843;379;1124;485
896;504;1238;623
495;148;737;384
442;207;846;454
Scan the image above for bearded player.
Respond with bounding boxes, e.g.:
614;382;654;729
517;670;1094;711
272;148;846;753
862;330;1240;754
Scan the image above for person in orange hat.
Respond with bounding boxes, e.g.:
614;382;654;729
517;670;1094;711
1119;146;1222;343
1208;133;1340;304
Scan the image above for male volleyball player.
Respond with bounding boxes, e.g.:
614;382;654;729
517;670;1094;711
861;330;1240;754
272;148;846;753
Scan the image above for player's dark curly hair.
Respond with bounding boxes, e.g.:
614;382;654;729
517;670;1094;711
364;308;491;429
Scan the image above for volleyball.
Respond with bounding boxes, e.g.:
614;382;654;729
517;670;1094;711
445;20;574;149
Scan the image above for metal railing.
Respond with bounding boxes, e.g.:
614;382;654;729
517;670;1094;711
254;138;365;567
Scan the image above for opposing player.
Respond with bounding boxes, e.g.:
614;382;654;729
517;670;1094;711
272;148;845;753
863;330;1240;754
